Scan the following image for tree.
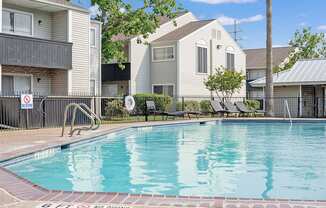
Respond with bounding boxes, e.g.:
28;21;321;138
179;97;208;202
265;0;274;117
275;28;326;72
204;67;245;100
91;0;182;66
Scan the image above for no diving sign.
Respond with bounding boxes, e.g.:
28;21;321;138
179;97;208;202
21;94;33;109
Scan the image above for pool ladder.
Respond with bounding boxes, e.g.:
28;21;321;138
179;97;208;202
284;99;293;125
61;103;101;137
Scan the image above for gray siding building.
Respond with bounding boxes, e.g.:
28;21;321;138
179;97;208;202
0;0;101;96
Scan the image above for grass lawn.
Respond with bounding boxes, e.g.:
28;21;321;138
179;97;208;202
101;115;212;124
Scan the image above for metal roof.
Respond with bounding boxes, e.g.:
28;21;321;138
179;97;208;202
250;59;326;87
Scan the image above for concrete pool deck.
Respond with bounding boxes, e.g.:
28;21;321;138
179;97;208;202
1;118;326;208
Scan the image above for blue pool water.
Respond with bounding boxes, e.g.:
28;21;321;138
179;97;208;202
6;121;326;200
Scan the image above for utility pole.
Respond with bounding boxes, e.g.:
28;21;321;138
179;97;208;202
230;20;242;43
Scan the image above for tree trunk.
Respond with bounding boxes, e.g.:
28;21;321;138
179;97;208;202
265;0;274;116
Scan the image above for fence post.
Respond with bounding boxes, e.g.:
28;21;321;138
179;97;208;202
316;97;319;118
297;97;301;118
42;98;46;128
25;109;29;129
145;100;148;122
182;97;185;111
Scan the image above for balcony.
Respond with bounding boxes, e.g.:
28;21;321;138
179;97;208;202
102;63;131;82
0;33;72;70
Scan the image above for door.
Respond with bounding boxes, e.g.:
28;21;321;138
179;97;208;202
301;86;315;117
102;84;118;97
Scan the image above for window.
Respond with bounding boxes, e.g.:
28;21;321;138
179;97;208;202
197;47;207;73
226;53;235;70
90;28;96;48
152;46;175;62
2;9;32;36
247;70;265;80
153;85;174;97
2;75;32;95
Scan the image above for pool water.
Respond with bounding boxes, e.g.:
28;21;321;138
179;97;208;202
7;121;326;200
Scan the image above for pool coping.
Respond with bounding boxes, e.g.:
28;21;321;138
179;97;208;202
1;118;326;207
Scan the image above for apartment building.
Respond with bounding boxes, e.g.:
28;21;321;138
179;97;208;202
0;0;101;96
244;47;290;98
102;12;246;98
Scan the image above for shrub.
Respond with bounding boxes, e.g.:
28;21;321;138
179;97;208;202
176;100;200;111
105;99;129;119
200;100;213;113
245;100;261;110
133;93;172;113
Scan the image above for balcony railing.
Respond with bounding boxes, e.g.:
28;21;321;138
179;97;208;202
0;33;72;70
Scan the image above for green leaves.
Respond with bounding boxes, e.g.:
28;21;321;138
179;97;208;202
275;27;326;72
204;67;245;99
91;0;182;65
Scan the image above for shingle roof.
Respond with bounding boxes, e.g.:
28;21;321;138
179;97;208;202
112;11;189;41
250;59;326;87
152;20;215;43
244;47;291;69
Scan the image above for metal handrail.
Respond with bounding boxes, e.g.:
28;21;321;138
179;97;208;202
69;103;101;135
61;103;97;137
78;103;101;130
284;99;293;125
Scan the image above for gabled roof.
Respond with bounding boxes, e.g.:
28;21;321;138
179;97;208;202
152;20;215;43
112;11;189;41
244;47;291;69
250;59;326;87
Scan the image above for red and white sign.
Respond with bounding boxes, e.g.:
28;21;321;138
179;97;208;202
21;94;33;109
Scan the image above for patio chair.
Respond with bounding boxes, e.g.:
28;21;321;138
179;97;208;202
145;101;186;120
254;109;266;117
210;100;228;117
223;101;240;117
186;111;202;119
145;101;165;120
235;101;254;117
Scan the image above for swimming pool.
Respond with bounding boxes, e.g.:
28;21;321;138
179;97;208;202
5;121;326;200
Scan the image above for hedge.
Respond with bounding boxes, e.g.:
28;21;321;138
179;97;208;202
200;100;213;113
133;93;172;113
176;100;200;111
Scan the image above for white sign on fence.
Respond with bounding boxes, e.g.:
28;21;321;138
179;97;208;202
21;94;33;109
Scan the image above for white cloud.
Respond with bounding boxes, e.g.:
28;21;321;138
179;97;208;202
299;22;307;27
317;25;326;31
217;14;264;25
89;4;100;17
191;0;257;4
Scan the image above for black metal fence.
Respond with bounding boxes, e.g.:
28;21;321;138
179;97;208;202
0;95;95;130
166;96;325;118
0;95;325;131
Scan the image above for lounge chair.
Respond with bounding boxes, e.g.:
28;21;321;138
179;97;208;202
210;100;228;117
235;101;254;116
145;101;165;120
186;111;202;119
145;101;186;120
223;101;240;117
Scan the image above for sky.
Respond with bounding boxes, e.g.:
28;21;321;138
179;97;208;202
73;0;326;49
